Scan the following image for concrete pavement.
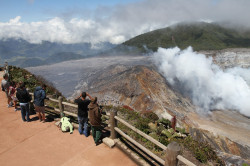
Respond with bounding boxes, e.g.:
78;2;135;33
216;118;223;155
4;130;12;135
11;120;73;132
0;71;137;166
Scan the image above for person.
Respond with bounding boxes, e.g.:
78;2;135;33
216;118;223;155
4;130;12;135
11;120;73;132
33;84;47;123
9;81;18;111
59;117;73;134
16;83;32;122
74;92;93;137
88;97;103;145
1;73;11;107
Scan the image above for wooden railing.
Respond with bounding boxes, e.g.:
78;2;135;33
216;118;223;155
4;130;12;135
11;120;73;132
31;95;196;166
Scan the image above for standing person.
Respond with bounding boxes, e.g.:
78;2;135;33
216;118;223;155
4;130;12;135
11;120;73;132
74;92;93;137
88;97;103;146
16;83;32;122
33;84;47;123
1;73;11;107
9;81;18;111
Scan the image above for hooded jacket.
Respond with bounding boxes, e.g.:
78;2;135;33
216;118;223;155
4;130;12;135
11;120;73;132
88;102;102;126
33;86;46;106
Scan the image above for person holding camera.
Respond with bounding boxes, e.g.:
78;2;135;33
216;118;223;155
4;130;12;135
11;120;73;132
74;92;93;137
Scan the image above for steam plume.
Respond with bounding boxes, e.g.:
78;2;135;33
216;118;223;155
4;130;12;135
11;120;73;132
153;47;250;117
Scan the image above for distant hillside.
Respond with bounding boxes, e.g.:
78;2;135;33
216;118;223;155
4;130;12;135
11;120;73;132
8;52;84;67
0;39;116;67
123;22;250;51
44;52;83;65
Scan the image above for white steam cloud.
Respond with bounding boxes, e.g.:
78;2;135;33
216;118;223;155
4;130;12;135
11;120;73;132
1;0;250;44
153;47;250;117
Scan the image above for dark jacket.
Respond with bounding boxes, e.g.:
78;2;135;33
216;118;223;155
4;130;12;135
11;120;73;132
74;98;91;118
88;102;102;126
16;88;31;103
34;86;46;106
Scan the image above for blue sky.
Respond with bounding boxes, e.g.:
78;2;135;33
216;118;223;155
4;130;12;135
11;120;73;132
0;0;141;22
0;0;249;44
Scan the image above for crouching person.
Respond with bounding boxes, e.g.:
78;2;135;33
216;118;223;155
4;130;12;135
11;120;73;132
88;97;102;146
59;117;73;134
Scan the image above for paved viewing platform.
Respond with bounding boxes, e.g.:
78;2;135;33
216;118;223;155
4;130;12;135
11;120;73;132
0;71;136;166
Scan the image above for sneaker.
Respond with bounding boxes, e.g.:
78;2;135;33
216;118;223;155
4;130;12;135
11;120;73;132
14;109;17;112
95;142;101;146
7;104;11;108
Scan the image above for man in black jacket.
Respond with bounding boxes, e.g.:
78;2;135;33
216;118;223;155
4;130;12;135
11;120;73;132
16;83;31;122
74;92;93;137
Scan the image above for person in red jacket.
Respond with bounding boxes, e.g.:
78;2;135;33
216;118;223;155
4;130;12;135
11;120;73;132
9;81;18;111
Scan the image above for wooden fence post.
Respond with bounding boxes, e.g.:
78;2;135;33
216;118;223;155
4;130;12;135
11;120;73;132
165;141;181;166
110;109;117;139
58;96;64;117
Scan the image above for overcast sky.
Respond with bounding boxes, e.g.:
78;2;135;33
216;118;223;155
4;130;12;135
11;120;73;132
0;0;250;44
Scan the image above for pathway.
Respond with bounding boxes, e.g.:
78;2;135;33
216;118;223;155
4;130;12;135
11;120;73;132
0;71;136;166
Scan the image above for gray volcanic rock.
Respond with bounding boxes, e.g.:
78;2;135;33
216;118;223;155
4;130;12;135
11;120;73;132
73;64;196;122
199;48;250;69
27;56;150;97
27;52;250;164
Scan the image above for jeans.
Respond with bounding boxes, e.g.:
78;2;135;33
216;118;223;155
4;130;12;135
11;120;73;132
78;116;88;137
20;103;30;121
91;125;102;144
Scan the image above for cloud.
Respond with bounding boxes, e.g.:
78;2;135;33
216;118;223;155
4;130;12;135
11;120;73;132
153;47;250;117
1;0;250;44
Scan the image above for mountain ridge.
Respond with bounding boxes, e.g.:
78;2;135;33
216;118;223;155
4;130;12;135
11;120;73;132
123;22;250;52
0;38;116;67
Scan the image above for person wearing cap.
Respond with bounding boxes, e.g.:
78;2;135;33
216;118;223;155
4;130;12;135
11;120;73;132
88;97;103;145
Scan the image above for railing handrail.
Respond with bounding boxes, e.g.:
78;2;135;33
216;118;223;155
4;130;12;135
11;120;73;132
115;127;165;165
114;115;196;166
29;94;196;166
115;116;167;150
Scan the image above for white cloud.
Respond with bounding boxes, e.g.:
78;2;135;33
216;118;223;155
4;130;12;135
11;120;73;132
1;0;250;44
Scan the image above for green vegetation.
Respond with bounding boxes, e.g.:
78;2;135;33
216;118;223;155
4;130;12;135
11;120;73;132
123;22;250;52
8;66;62;98
103;105;224;165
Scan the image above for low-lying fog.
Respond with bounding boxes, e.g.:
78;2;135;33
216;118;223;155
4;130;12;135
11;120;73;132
26;56;151;97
